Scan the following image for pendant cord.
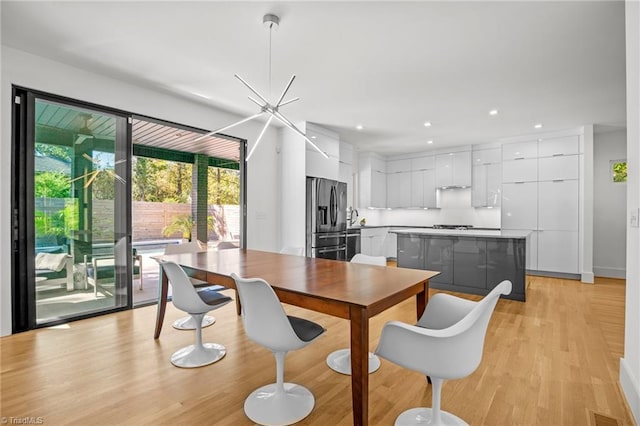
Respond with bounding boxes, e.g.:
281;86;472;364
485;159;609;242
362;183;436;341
268;24;272;95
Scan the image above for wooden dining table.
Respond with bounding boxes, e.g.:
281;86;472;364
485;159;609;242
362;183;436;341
153;248;439;426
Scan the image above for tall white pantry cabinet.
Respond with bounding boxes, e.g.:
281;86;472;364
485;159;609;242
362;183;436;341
501;135;581;275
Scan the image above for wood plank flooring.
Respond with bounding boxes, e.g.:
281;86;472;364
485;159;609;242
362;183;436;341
1;275;633;425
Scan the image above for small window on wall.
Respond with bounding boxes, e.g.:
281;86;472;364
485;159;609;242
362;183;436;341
611;160;627;183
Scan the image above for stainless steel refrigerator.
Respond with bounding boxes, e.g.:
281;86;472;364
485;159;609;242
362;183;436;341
306;177;347;260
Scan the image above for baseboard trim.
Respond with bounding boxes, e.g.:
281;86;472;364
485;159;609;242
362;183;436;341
581;272;595;284
593;267;627;279
620;357;640;425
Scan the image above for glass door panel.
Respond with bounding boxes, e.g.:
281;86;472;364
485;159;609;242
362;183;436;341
33;98;129;324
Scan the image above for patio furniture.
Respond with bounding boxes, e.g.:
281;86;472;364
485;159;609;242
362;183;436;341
35;252;74;291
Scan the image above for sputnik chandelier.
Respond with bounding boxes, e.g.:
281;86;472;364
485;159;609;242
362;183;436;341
196;14;328;162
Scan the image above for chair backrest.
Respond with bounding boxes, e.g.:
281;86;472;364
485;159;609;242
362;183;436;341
160;261;210;313
351;253;386;266
230;273;307;352
279;246;304;256
164;240;206;255
377;280;511;380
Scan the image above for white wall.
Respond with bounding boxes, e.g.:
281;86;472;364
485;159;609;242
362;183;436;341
278;125;306;251
593;129;627;278
621;1;640;423
0;46;280;336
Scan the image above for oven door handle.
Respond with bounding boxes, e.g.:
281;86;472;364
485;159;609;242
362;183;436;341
318;233;345;239
317;246;346;254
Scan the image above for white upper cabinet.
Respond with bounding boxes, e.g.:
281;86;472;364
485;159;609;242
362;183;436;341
502;140;537;160
358;154;387;208
472;147;501;165
538;155;579;181
386;159;412;174
339;141;353;165
387;171;412;208
502;158;538;182
436;151;471;188
411;155;435;171
473;163;501;207
305;124;339;180
411;169;437;208
537;135;579;157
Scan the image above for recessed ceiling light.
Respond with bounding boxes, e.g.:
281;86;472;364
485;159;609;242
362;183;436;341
534;123;543;129
424;121;432;127
356;125;364;130
489;109;498;116
311;135;317;139
427;140;433;144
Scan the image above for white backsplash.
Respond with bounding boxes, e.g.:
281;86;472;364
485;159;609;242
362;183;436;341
357;188;501;228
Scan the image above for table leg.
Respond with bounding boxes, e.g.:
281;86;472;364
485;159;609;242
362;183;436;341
416;281;428;320
154;270;169;339
350;305;368;426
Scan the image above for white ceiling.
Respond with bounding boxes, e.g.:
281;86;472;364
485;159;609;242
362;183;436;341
1;1;627;156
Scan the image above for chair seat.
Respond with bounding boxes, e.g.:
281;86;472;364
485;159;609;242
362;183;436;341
198;289;232;307
288;316;325;342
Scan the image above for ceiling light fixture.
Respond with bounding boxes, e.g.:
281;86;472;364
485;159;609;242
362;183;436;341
195;14;327;162
427;140;433;144
424;121;432;127
356;125;364;130
534;123;543;129
489;109;498;116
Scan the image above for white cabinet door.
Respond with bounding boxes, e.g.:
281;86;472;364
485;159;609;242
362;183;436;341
436;151;471;187
371;170;387;208
472;147;501;165
361;228;389;257
452;151;472;187
472;165;488;206
411;155;435;171
502;140;537;160
423;169;437;208
502;158;538;182
538;135;579;157
387;159;412;174
538;180;579;231
527;230;538;271
538;155;579;181
387;172;411;208
486;163;502;207
537;230;579;273
385;231;397;258
411;171;424;207
435;154;453;188
339;141;353;165
502;182;538;229
339;161;354;208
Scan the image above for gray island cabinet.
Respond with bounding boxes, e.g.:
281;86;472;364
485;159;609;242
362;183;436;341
392;229;529;301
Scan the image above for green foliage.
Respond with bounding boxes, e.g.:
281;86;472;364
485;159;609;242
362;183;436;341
613;161;627;183
35;143;72;162
35;172;70;198
34;200;78;237
162;214;193;240
208;167;240;205
132;157;192;202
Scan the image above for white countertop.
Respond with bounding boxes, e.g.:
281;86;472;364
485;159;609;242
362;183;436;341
390;228;530;239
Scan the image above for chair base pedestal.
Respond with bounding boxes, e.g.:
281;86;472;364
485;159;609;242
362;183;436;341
395;408;468;426
326;348;381;375
172;315;215;330
244;382;314;426
171;343;226;368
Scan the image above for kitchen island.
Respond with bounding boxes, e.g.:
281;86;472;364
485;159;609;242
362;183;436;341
391;228;529;301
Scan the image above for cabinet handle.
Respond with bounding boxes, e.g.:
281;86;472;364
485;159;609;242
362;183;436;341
514;157;525;160
552;153;564;157
514;181;525;184
552;179;564;182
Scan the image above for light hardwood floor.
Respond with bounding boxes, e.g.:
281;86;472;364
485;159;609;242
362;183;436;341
1;275;633;425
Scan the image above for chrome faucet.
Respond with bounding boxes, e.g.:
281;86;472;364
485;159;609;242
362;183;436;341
348;206;359;226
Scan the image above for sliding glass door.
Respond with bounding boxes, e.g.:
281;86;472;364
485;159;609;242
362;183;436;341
14;91;131;329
